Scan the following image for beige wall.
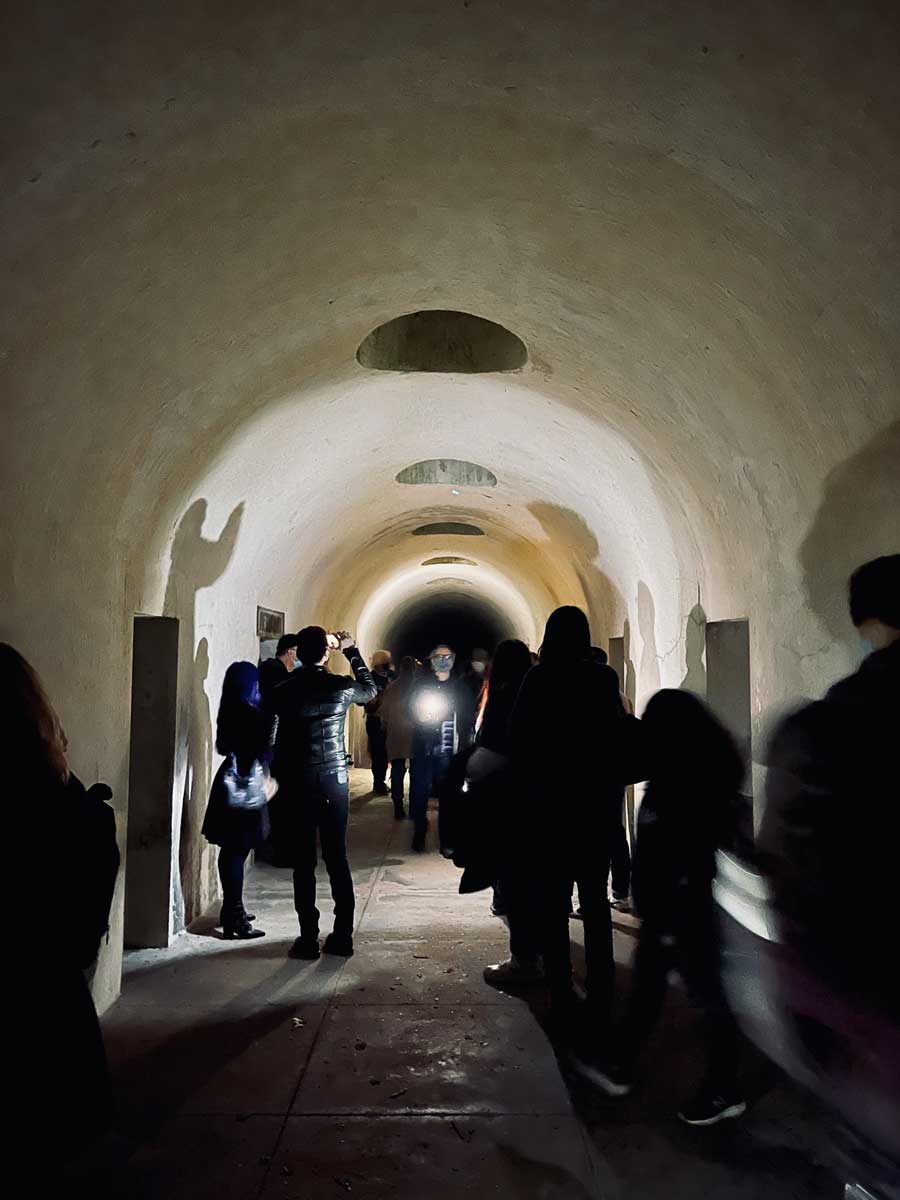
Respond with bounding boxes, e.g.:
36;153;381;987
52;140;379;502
2;0;898;1010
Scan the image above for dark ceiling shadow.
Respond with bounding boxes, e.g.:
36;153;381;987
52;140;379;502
163;499;245;931
798;420;900;644
528;502;625;647
680;602;707;694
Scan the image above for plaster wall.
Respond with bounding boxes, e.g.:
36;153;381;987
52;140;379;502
2;0;898;1008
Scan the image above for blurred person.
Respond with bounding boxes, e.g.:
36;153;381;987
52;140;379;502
758;554;900;1187
271;627;376;959
408;643;472;853
202;661;276;939
378;655;418;819
508;608;646;1040
259;633;299;705
364;649;395;796
583;689;746;1126
5;644;119;1163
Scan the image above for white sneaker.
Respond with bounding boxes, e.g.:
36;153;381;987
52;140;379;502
483;957;543;986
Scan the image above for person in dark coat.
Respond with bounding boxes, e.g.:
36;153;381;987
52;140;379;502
259;633;299;707
202;661;274;939
758;554;900;1180
271;627;377;960
583;689;746;1126
364;649;396;796
507;607;646;1038
5;643;119;1165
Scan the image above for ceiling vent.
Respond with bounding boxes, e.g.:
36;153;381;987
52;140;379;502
357;310;527;372
412;521;485;537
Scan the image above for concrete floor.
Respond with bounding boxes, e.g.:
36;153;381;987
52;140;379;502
70;770;840;1198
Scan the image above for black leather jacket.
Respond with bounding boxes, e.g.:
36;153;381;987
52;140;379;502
271;646;376;775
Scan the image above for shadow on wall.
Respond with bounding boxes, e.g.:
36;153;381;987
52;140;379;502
799;420;900;644
681;602;707;694
636;580;661;696
528;502;624;643
622;618;637;708
163;499;244;930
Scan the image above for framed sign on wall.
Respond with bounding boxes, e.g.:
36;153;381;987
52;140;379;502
256;606;285;640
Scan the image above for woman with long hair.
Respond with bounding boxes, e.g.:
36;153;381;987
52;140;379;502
202;661;274;939
378;655;418;819
506;608;644;1039
584;689;746;1125
3;643;119;1163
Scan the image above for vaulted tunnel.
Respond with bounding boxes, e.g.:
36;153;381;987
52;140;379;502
2;0;898;1044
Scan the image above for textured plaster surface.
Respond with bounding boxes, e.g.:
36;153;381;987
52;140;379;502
2;0;898;1006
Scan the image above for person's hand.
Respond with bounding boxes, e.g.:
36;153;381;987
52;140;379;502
326;632;340;651
336;631;355;651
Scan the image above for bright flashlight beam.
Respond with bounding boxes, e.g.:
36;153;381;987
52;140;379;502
415;690;449;723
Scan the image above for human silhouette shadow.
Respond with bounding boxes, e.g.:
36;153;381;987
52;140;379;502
163;499;244;930
527;502;625;644
798;419;900;644
636;580;661;696
680;602;707;694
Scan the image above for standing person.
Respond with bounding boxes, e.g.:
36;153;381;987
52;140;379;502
508;607;644;1037
758;555;900;1181
202;661;275;940
259;633;299;706
591;646;634;911
408;643;471;853
5;644;119;1165
365;649;395;796
378;655;418;819
271;627;376;959
584;689;746;1126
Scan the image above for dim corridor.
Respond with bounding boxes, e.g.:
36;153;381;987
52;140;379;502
78;771;836;1199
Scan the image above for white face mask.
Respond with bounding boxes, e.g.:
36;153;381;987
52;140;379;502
471;662;486;675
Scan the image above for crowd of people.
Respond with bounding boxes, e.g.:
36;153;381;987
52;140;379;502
7;553;898;1183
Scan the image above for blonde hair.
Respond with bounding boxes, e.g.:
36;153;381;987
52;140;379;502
0;643;70;784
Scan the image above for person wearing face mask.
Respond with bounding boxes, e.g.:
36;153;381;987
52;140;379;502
259;633;299;708
757;554;900;1186
407;644;472;852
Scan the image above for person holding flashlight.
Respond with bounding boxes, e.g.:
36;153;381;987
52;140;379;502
270;626;376;959
407;644;471;852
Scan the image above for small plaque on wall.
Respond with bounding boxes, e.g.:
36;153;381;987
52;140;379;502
256;606;285;640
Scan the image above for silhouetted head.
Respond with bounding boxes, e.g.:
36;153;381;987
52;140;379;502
486;639;532;694
540;606;591;666
849;555;900;650
591;645;608;665
396;655;417;685
642;688;743;789
276;633;299;668
297;625;329;667
372;649;393;672
220;661;260;710
0;642;69;785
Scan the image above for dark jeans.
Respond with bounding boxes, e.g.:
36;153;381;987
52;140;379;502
290;769;355;940
409;746;452;833
543;851;615;1025
367;716;388;788
620;916;739;1094
218;845;250;924
390;759;407;803
609;800;631;898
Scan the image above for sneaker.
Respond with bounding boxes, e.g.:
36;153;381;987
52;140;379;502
570;1056;633;1097
323;932;354;957
289;937;320;960
678;1091;746;1126
483;957;543;987
610;895;632;913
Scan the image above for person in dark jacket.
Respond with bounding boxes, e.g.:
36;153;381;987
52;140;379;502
364;649;395;796
5;643;119;1164
408;643;473;853
584;689;746;1126
202;661;274;939
259;633;299;706
758;554;900;1179
508;607;646;1036
271;626;376;959
379;655;418;818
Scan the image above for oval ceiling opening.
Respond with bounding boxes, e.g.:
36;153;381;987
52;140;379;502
421;556;478;566
357;310;528;372
397;459;498;487
412;521;485;536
